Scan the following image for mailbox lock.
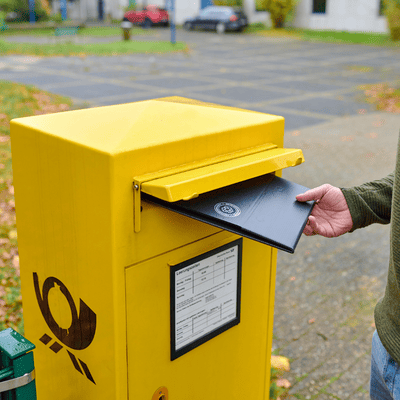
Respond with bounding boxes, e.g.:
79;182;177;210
152;386;168;400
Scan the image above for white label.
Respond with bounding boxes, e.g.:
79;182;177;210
174;245;239;351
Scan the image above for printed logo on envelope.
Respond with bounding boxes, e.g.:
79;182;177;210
214;202;241;218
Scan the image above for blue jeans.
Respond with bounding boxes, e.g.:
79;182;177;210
370;330;400;400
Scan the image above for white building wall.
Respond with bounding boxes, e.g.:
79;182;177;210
106;0;125;20
174;0;200;25
65;0;388;33
243;0;271;24
293;0;388;33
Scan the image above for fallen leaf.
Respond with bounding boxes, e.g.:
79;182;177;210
12;255;19;269
341;136;355;142
276;378;291;389
271;355;290;372
373;119;385;127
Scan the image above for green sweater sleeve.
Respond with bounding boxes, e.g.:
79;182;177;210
340;172;394;232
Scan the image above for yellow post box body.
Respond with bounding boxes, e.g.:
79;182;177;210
10;98;304;400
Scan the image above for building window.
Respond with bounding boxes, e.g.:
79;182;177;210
312;0;327;14
379;0;385;15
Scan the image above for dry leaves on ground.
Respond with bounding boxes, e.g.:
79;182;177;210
362;83;400;113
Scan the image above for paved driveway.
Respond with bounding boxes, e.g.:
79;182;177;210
3;29;400;399
2;29;400;130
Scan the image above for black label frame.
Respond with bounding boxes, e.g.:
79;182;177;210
170;238;242;361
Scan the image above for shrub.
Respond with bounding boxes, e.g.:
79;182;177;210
256;0;295;28
383;0;400;40
213;0;243;6
0;0;49;22
124;3;137;12
50;12;63;23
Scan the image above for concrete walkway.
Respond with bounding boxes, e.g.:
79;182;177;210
2;29;400;399
280;111;398;399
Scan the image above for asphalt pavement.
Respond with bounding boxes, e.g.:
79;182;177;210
2;28;400;399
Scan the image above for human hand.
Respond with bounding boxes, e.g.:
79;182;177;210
296;184;353;238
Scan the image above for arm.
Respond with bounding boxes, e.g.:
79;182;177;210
340;172;393;232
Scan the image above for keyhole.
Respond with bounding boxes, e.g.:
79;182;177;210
152;386;168;400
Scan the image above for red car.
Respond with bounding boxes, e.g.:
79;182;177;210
123;5;169;28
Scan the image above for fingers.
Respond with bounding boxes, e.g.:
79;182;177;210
296;184;332;203
303;216;319;236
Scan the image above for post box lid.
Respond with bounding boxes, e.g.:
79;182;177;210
142;174;315;254
11;98;284;156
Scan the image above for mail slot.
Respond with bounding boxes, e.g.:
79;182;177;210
10;97;313;400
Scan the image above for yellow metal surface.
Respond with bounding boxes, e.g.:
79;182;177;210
10;96;301;400
132;142;279;232
140;147;304;202
126;233;273;400
12;99;284;160
134;143;278;185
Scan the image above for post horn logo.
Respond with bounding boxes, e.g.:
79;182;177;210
33;273;97;384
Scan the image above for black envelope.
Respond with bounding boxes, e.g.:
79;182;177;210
142;174;315;253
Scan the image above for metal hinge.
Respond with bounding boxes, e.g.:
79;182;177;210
0;369;35;393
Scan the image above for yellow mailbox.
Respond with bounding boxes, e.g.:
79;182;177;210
11;97;310;400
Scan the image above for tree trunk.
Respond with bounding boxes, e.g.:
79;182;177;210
274;15;284;28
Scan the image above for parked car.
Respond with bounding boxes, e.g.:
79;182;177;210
123;5;169;28
183;6;248;34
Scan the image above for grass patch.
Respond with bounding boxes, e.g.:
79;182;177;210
254;26;301;38
0;80;74;334
357;385;368;394
0;39;187;56
293;29;400;46
244;22;272;34
295;373;309;382
253;26;400;46
1;26;150;37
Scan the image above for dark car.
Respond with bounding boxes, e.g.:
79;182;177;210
183;6;248;34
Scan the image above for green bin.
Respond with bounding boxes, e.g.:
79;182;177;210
0;328;36;399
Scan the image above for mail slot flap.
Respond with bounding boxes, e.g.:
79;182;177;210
142;173;315;253
140;147;304;202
